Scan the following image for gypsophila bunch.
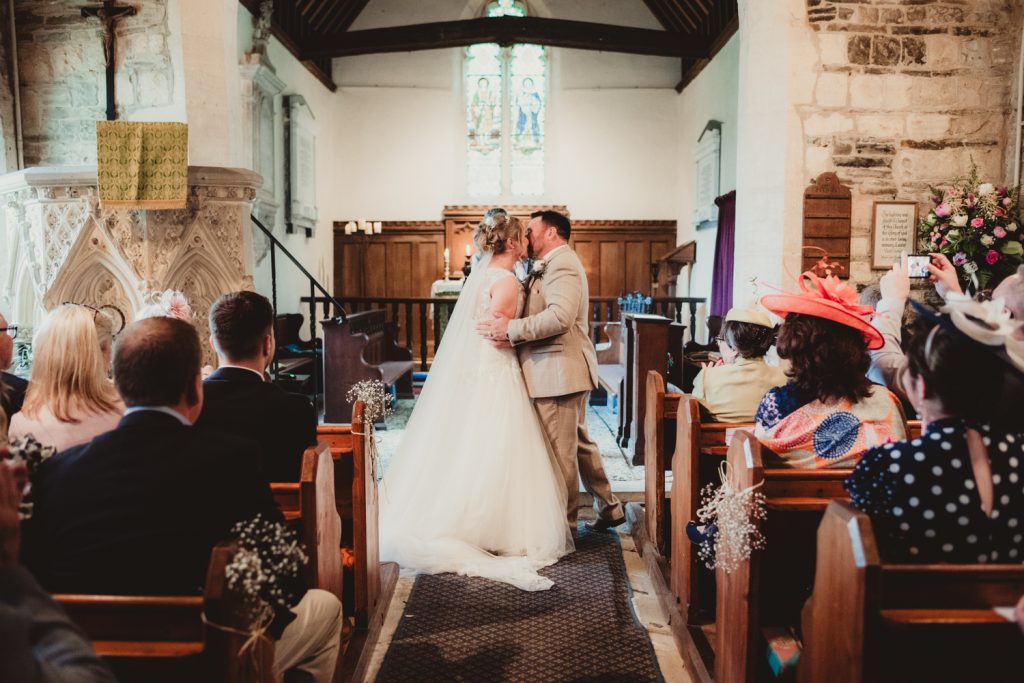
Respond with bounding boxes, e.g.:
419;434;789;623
225;515;308;624
695;464;767;574
2;435;56;520
919;163;1023;291
346;379;392;424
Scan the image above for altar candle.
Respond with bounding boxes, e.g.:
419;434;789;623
373;221;382;234
444;248;450;261
465;244;471;257
345;221;355;235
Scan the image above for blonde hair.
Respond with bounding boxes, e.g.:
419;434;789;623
22;305;121;423
473;211;522;255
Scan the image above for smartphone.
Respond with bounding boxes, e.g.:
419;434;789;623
907;254;931;278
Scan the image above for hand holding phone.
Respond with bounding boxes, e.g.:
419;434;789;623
906;254;931;278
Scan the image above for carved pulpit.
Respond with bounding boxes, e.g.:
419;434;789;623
652;240;696;297
0;166;262;364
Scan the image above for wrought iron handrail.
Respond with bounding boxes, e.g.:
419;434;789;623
251;214;347;400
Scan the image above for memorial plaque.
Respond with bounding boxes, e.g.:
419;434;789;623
871;201;919;269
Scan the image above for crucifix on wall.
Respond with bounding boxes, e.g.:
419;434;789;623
80;0;136;121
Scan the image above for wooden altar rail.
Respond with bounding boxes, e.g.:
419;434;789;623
301;295;705;370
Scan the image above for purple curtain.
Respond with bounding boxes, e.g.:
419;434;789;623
709;190;736;318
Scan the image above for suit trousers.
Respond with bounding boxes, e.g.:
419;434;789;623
274;589;343;683
534;391;622;530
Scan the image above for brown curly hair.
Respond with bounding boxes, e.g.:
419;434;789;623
473;211;522;255
776;313;873;404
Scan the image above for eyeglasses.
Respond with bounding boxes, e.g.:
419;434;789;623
1;325;17;339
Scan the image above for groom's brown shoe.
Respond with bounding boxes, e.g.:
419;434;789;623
585;513;627;533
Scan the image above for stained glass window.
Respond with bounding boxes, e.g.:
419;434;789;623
465;0;545;197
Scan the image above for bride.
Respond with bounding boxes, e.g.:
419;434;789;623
378;210;574;591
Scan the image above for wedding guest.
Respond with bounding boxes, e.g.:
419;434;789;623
756;273;906;468
0;466;117;683
9;306;124;453
196;291;315;482
992;263;1024;320
0;310;27;419
691;306;786;422
27;317;342;682
845;298;1024;563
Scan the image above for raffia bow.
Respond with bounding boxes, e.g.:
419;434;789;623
201;602;274;679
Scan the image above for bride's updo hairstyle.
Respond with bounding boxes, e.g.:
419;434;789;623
473;209;522;255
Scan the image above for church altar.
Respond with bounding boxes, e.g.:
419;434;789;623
0;165;262;363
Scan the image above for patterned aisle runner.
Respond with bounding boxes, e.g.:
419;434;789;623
375;525;663;682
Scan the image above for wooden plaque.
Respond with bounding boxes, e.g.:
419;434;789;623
802;172;852;275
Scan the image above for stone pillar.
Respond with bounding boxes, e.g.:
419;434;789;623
0;165;261;364
732;0;815;303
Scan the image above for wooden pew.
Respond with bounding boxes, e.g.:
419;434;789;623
642;371;681;557
799;501;1024;683
595;321;625;408
622;313;671;464
714;432;853;683
269;442;342;598
670;396;753;623
322;310;414;423
54;543;276;683
316;404;399;682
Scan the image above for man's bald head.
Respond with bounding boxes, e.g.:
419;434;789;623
993;265;1024;320
114;317;201;407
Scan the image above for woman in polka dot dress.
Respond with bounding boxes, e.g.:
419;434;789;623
846;298;1024;563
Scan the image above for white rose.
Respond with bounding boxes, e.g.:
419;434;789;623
951;214;968;227
1009;223;1019;232
926;214;937;225
979;183;995;195
981;235;995;246
947;229;960;239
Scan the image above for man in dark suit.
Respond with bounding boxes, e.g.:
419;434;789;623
28;317;341;682
1;310;27;419
196;291;316;482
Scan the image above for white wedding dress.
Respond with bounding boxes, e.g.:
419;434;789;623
378;256;574;591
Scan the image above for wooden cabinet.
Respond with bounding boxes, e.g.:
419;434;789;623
333;222;444;298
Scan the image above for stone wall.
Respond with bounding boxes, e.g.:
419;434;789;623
0;0;18;172
802;0;1022;284
13;0;181;166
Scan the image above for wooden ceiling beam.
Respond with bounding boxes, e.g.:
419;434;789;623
642;0;682;32
303;16;707;59
310;1;346;33
322;0;370;35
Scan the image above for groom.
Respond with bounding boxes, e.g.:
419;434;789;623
477;210;624;534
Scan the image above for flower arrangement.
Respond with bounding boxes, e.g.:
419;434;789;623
918;164;1023;291
695;462;767;574
136;289;193;322
346;379;392;424
1;435;56;520
224;514;308;626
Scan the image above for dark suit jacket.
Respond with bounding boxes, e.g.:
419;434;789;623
26;410;282;596
1;371;27;419
196;367;316;482
0;566;117;683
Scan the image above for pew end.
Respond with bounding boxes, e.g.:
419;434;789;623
799;500;1024;683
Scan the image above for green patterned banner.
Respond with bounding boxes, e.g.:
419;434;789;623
96;121;188;209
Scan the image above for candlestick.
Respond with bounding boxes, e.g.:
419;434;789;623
443;248;450;281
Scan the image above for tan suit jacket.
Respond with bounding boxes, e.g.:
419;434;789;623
507;245;599;398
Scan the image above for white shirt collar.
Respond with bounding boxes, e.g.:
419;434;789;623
123;405;193;426
218;364;266;381
542;244;569;262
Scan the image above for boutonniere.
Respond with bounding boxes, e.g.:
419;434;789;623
528;259;548;280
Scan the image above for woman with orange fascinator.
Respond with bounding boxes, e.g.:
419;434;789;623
754;272;908;468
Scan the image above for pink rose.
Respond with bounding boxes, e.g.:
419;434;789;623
994;226;1007;238
971;217;985;229
995;207;1006;218
965;194;977;208
940;238;949;248
1003;197;1013;207
986;249;1000;265
935;203;952;218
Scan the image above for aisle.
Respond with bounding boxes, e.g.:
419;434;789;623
368;524;667;682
